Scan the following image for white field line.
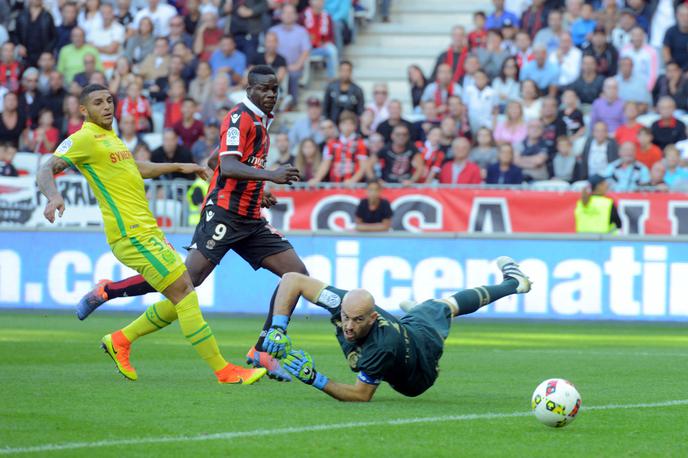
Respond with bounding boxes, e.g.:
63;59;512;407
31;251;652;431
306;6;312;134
488;349;688;358
1;399;687;455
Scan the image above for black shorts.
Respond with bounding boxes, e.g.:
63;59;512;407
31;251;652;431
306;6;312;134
187;205;293;269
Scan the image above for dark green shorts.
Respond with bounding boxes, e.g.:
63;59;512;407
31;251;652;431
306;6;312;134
401;299;453;342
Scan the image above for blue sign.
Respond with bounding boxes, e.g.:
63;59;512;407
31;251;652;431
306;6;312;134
1;231;687;321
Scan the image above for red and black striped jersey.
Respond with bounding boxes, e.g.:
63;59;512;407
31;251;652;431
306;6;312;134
204;97;273;219
323;134;368;182
415;141;445;182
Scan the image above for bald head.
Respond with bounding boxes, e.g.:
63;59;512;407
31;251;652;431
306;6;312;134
342;289;375;314
341;289;378;342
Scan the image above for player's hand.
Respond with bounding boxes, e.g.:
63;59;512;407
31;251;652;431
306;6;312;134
262;327;292;359
180;163;212;181
261;190;278;208
283;350;317;384
43;196;65;223
270;165;300;185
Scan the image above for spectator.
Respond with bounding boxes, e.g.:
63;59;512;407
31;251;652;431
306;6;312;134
611;8;636;50
648;160;669;191
566;54;604;105
515;119;549;180
367;132;386;163
415;126;445;183
514;30;535;68
138;37;171;84
131;0;177;38
116;81;152;133
151;129;195;180
250;31;288;84
540;96;568;153
634;126;663;170
663;4;688;70
549;31;581;87
73;54;99;88
19;68;41;126
209;35;246;84
590;78;625;135
271;132;294;168
115;0;135;29
118;115;140;152
552;136;579;182
355;180;393;232
520;79;542;121
189;60;213;106
0;143;17;176
460;54;480;91
486;0;520;29
37;52;55;95
310;111;368;184
290;96;325;146
168;15;193;50
468;12;488;49
439;117;459;151
664;144;688;190
171;43;198;84
0;43;21;93
172;97;204;149
614;102;642;147
193;10;223;62
57;27;102;84
421;63;463;113
469;127;498;170
376;99;413;144
324;0;351;51
574;175;621;233
615;57;652;107
520;44;559;95
133;142;152;163
571;2;596;47
651;97;687;149
559;89;585;143
463;69;496;132
78;0;103;39
87;3;125;73
446;95;472;139
486;143;524;184
55;2;78;54
228;0;267;63
269;4;311;107
407;64;427;111
475;30;509;81
319;118;338;150
438;137;482;184
359;109;375;139
61;94;83;138
301;0;338;80
534;9;563;52
620;27;658;93
109;56;136;100
377;124;422;184
580;121;619;179
652;61;688;110
14;0;56;68
0;92;25;148
323;60;364;122
182;0;200;35
520;0;547;38
295;138;322;181
39;71;67;126
650;0;675;49
605;141;650;191
149;55;185;103
492;57;519;112
583;26;619;77
367;83;390;132
124;17;155;65
501;19;519;54
597;0;619;39
22;109;58;154
431;25;468;82
190;118;220;163
163;79;186;128
412;100;440;142
494;100;527;146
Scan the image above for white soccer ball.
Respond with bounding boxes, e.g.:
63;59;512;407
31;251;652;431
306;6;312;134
531;378;582;428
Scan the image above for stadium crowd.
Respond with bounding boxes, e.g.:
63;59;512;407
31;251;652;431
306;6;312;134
0;0;687;193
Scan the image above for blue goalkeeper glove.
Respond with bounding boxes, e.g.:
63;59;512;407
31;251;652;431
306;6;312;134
261;315;292;359
283;350;329;390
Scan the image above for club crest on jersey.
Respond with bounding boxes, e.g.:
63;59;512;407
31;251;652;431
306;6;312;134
205;210;215;222
226;127;240;146
56;138;72;154
231;113;240;124
206;239;216;250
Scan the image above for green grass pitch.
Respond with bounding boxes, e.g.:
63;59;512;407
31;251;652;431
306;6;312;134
1;311;687;457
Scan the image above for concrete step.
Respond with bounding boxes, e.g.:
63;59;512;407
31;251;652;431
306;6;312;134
391;2;491;13
344;55;436;77
390;12;473;27
356;33;449;49
345;46;441;58
363;22;466;36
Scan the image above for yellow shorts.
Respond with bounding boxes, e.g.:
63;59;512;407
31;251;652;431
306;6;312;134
111;230;186;292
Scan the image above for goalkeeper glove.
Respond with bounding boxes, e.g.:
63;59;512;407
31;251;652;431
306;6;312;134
283;350;329;390
261;314;292;359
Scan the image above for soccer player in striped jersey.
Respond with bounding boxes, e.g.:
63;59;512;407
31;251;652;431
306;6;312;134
37;84;266;384
76;66;308;381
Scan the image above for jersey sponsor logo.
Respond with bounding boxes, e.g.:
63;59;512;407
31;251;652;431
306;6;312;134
109;151;133;164
247;156;266;168
205;210;215;222
231;113;240;124
226;127;240;146
318;288;342;309
55;138;72;154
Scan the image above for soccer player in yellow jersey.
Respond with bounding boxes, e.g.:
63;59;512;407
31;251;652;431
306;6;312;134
36;84;266;385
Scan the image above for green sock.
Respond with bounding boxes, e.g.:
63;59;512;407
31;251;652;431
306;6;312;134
175;291;228;372
121;300;178;343
452;279;519;316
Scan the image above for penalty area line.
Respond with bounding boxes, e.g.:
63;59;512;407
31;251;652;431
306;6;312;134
1;399;687;455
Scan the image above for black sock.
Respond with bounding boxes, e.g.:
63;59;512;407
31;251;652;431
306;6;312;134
453;278;519;316
105;275;156;299
255;286;279;350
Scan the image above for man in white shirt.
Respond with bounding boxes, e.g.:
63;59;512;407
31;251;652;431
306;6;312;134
130;0;177;38
620;26;659;91
463;69;496;133
366;83;390;132
548;31;581;87
88;3;125;72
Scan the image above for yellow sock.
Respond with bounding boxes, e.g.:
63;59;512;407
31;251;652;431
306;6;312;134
175;291;227;372
121;300;178;343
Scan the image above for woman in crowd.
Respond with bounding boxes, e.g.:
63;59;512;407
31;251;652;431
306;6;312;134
61;94;83;139
295;138;322;182
520;79;542;121
124;17;155;65
486;143;524;185
189;60;213;105
408;64;428;111
0;92;26;148
109;57;137;101
470;127;499;170
492;57;520;113
493;100;527;146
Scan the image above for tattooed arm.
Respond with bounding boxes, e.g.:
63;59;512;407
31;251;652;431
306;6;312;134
36;156;69;223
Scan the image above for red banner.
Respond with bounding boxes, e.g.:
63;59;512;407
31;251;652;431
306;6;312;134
268;188;688;234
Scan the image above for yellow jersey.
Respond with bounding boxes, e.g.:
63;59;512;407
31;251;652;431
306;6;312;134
54;121;158;244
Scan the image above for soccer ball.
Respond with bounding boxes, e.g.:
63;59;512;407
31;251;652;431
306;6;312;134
531;378;582;428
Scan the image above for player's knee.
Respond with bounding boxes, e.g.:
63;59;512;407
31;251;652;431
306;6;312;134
281;271;306;282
